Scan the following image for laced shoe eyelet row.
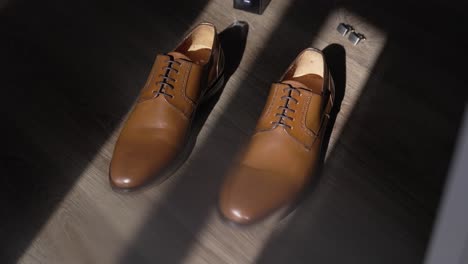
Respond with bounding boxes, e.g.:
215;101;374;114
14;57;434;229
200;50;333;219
271;84;301;129
153;56;182;98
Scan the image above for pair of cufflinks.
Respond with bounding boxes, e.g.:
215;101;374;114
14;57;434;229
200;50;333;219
337;23;366;45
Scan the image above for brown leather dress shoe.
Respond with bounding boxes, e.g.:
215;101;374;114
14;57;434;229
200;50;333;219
110;23;224;191
219;48;334;224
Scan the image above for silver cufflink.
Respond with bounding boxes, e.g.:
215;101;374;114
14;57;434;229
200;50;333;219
336;23;353;36
348;31;366;45
336;23;366;46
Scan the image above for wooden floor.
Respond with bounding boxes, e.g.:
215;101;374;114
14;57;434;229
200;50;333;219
1;0;467;263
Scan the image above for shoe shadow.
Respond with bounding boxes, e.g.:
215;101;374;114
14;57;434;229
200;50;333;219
319;43;347;165
219;21;250;79
323;43;347;119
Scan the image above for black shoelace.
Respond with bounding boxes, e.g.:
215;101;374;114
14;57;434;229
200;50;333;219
271;84;301;129
153;55;181;98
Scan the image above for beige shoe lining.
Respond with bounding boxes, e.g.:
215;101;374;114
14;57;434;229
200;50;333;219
292;50;324;78
187;24;215;52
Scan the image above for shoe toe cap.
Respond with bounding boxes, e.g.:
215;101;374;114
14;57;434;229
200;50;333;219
219;164;299;225
110;138;178;190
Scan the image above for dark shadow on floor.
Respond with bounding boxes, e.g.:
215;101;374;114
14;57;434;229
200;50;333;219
0;0;210;262
256;1;468;263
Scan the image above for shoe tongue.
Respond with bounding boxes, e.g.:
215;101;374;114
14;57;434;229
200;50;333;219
282;74;324;94
167;51;191;61
281;80;309;90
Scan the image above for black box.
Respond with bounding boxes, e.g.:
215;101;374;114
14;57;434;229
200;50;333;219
233;0;271;15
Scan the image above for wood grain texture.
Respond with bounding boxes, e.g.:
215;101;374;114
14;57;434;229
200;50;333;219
1;0;467;263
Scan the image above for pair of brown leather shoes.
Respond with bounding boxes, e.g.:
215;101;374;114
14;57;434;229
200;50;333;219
109;22;335;225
